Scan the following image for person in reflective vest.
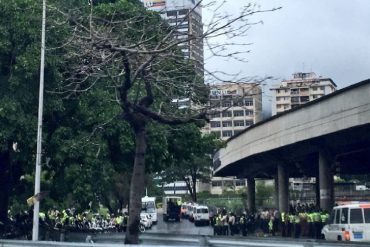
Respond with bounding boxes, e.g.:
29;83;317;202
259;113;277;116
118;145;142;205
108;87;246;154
240;214;247;236
313;211;322;239
268;217;273;235
293;213;301;238
288;213;294;237
213;214;222;235
281;212;289;237
307;212;314;238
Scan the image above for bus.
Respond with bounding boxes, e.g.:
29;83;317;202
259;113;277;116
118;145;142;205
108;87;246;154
141;196;158;224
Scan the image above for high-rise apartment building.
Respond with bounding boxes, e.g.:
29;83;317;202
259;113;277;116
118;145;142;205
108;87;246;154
270;72;337;115
204;82;263;140
141;0;204;75
205;81;263;193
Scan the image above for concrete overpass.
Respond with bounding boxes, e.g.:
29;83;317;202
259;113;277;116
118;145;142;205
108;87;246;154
213;79;370;212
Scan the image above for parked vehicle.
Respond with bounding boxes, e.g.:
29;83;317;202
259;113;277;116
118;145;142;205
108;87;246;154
187;203;198;222
193;205;210;226
162;196;181;222
140;213;152;229
142;196;158;224
322;203;370;241
180;203;187;218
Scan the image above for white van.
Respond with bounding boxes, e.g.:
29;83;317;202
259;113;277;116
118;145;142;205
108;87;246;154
322;203;370;241
193;205;210;226
142;196;158;224
187;203;198;222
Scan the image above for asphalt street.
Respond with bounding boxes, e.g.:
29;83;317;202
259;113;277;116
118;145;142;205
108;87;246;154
148;210;213;236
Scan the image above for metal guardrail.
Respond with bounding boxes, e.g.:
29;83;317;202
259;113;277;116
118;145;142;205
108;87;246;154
2;233;370;247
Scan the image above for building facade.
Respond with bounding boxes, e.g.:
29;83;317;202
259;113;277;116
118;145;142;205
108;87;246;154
141;0;204;75
204;82;262;194
204;82;263;140
270;72;337;115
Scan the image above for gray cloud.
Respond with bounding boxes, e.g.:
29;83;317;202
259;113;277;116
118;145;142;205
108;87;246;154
203;0;370;88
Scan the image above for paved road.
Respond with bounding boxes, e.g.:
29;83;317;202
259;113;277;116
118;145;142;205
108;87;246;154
148;210;213;235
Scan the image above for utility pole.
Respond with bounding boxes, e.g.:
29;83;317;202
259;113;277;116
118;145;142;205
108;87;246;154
32;0;46;241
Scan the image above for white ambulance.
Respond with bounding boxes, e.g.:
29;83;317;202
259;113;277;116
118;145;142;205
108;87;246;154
322;203;370;241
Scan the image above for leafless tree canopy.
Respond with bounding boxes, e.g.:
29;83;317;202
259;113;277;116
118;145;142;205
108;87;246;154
51;1;279;121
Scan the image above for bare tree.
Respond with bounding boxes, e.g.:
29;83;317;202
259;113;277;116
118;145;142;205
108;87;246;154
51;0;279;243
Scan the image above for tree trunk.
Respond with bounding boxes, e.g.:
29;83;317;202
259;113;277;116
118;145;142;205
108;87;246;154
125;128;147;244
0;151;10;223
183;177;195;202
192;175;197;202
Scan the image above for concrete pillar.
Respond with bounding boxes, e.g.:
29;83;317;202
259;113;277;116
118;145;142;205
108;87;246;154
319;152;334;211
274;175;279;209
278;164;289;213
315;175;320;208
247;177;256;213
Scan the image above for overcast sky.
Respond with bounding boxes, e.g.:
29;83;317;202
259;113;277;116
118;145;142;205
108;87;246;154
202;0;370;98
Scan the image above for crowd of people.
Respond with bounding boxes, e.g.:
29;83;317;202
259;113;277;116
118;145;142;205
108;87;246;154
2;202;331;240
212;203;330;239
0;208;130;239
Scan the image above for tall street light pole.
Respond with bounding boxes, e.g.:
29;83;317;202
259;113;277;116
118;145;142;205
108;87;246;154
32;0;46;241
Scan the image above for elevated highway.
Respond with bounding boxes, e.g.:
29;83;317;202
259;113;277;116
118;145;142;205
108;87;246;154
213;79;370;212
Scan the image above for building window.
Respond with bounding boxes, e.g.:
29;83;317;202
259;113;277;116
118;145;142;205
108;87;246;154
210;121;221;128
291;89;299;95
222;111;232;117
312;87;318;91
245;99;253;106
233;100;243;106
222;101;232;107
276;97;281;102
233;110;244;117
222;121;232;127
167;10;177;16
291;97;299;103
178;9;189;15
245;120;254;126
245;110;254;116
234;120;245;127
300;96;309;102
320;86;325;90
222;130;233;137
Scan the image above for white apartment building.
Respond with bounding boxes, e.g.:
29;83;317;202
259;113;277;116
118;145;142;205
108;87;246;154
204;82;263;140
204;82;262;194
270;72;337;115
141;0;204;75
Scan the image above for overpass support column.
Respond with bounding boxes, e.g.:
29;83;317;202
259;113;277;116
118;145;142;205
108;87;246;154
278;164;289;213
247;177;256;213
319;152;334;211
274;175;279;209
315;175;320;208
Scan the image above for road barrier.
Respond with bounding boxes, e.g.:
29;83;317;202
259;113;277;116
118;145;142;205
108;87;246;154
2;233;370;247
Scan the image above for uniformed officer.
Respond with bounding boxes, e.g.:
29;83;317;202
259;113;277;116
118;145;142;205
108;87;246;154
239;214;247;236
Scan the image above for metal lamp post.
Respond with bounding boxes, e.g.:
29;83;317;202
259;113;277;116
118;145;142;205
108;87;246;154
32;0;46;241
